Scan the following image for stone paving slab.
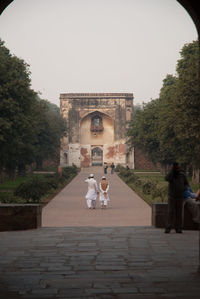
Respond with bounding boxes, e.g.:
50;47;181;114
42;167;151;227
0;226;200;298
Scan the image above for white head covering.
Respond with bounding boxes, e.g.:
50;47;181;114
89;174;94;178
102;176;106;179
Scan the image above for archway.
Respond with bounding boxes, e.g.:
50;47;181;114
80;110;114;167
91;146;103;166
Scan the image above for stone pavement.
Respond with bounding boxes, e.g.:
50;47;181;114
42;168;151;227
1;169;200;298
0;226;200;298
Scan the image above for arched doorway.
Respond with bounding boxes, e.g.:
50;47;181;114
80;110;114;167
91;146;103;166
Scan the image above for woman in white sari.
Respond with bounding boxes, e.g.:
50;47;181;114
85;174;98;209
99;176;110;209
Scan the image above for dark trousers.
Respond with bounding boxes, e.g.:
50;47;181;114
166;196;183;230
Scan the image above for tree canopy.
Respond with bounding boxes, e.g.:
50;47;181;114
127;40;200;177
0;39;66;179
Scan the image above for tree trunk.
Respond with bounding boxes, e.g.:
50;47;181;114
8;168;15;180
36;158;43;170
192;168;200;184
0;167;3;184
18;164;26;177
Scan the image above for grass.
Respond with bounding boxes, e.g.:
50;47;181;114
0;174;45;190
118;169;200;207
0;167;79;204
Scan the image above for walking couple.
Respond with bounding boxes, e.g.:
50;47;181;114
85;174;110;209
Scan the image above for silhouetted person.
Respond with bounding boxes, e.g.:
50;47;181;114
165;162;188;233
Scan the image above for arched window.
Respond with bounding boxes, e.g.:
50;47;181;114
91;114;103;132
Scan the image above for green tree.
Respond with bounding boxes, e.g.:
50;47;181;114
172;40;200;181
0;39;66;180
127;40;200;180
33;98;66;170
0;39;37;179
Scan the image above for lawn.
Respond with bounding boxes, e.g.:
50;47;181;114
0;174;45;190
0;166;79;204
118;169;199;206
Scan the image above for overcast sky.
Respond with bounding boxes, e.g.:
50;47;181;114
0;0;198;106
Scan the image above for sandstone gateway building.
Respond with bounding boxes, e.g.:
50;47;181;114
60;93;134;168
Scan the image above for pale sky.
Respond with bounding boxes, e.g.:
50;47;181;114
0;0;198;106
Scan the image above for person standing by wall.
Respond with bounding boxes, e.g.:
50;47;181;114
110;162;115;174
165;162;188;233
85;174;99;209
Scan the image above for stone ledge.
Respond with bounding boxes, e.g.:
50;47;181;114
0;204;42;231
152;202;200;230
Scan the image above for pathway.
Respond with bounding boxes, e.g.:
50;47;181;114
1;168;200;298
42;167;151;227
0;227;199;298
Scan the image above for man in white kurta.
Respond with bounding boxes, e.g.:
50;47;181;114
85;174;99;209
99;176;110;209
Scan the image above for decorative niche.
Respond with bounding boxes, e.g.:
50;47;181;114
90;114;104;132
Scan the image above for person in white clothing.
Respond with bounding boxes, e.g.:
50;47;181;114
99;176;110;209
85;174;99;209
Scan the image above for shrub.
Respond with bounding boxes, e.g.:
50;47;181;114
0;192;26;204
134;178;143;187
115;164;125;172
152;185;168;202
62;166;78;179
44;174;60;189
14;176;49;202
142;180;157;195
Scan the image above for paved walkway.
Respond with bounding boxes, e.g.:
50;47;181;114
0;227;200;298
42;168;151;227
1;168;200;298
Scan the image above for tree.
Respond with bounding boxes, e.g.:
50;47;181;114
33;98;66;170
127;99;176;171
0;39;37;179
127;40;200;180
0;39;66;180
172;40;200;181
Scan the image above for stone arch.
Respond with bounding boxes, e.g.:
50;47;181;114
80;110;114;122
80;111;114;145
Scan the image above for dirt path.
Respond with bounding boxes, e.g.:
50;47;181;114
42;167;151;226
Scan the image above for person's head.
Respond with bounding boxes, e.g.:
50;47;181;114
172;162;180;172
89;174;94;179
102;176;106;180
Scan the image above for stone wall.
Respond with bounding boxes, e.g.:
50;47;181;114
152;202;200;230
134;148;160;170
60;93;134;168
0;204;42;231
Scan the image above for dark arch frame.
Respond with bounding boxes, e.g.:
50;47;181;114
1;1;200;37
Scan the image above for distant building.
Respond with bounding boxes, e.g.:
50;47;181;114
60;93;134;168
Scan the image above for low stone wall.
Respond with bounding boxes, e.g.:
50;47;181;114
152;202;200;230
0;204;42;232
